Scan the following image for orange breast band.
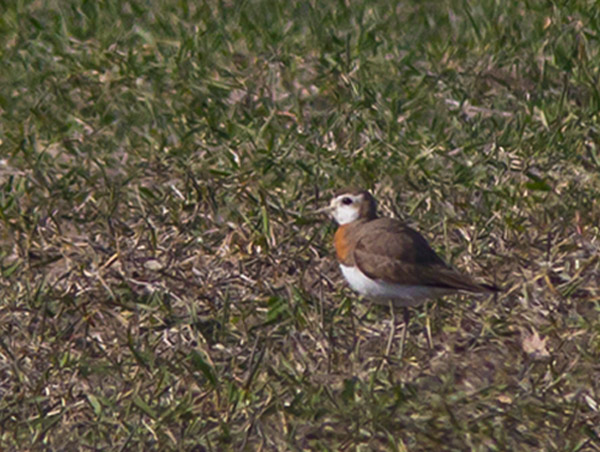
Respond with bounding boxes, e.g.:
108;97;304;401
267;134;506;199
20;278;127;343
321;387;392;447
334;225;352;265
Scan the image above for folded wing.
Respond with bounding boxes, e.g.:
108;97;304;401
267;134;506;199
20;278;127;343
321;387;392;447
353;218;496;292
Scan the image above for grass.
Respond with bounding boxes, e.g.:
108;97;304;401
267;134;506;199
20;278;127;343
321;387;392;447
1;0;600;450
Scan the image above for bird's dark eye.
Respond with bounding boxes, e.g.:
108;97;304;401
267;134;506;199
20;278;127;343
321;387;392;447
341;197;353;205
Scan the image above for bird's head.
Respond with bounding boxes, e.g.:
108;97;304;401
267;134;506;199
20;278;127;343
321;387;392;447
328;188;377;225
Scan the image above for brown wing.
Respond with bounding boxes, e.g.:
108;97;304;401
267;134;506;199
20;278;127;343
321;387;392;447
353;218;495;292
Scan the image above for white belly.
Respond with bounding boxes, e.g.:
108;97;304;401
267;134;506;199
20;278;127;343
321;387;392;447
340;264;452;307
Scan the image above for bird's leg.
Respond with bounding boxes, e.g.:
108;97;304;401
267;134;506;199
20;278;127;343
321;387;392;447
384;300;396;359
399;307;410;360
425;302;434;350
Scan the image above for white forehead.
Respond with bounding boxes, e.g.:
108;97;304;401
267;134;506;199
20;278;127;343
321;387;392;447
330;193;363;225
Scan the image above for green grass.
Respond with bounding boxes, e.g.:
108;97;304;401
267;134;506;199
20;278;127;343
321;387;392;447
1;0;600;450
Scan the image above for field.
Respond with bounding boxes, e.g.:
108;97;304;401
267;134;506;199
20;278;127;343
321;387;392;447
1;0;600;450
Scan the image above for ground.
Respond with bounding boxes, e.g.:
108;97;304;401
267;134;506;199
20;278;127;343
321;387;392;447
1;0;600;450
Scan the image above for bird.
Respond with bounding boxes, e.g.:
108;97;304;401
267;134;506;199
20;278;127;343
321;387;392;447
324;187;499;359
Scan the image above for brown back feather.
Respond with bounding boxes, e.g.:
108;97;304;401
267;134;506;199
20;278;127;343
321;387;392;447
353;218;497;292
